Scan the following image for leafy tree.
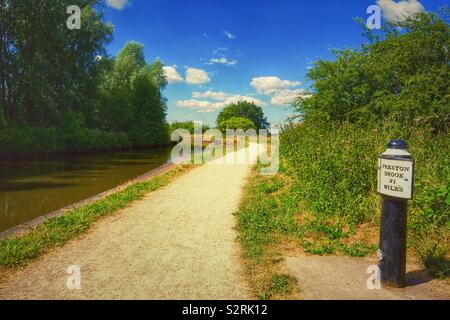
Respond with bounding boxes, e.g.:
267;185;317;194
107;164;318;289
0;2;170;154
97;41;169;144
0;0;113;127
295;12;450;127
218;116;256;132
217;101;269;129
169;121;210;134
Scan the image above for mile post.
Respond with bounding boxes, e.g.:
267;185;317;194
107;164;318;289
376;139;415;288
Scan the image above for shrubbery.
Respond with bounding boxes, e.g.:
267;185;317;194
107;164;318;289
280;12;449;276
0;3;170;156
218;117;256;132
217;101;269;130
0;125;131;157
169;121;210;135
281;116;449;275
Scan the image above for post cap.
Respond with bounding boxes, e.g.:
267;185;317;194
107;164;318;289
387;139;408;150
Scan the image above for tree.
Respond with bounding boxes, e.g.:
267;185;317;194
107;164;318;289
295;12;450;125
0;0;113;127
169;121;210;135
218;117;256;132
217;101;269;129
96;41;169;145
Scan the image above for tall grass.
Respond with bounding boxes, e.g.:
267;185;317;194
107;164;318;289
280;116;449;277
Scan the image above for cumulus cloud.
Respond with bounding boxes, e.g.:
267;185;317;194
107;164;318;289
250;76;301;95
270;89;311;106
177;99;222;110
163;66;183;84
177;91;264;113
223;31;236;39
207;57;238;66
106;0;129;10
185;67;211;85
377;0;425;23
193;90;229;100
223;95;264;107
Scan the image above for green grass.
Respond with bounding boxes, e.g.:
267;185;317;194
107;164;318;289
281;118;449;278
256;274;297;300
235;162;377;299
0;166;188;268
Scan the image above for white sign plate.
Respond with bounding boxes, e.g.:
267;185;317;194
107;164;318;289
377;158;414;199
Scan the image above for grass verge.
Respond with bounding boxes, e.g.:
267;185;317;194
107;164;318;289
0;165;189;268
235;163;378;300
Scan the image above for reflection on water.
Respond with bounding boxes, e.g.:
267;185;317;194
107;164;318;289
0;147;173;232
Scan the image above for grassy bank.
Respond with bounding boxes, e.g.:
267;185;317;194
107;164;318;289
236;161;377;300
281;118;449;277
0;165;188;268
235;119;449;299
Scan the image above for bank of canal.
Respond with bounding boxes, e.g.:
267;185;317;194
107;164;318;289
0;146;173;233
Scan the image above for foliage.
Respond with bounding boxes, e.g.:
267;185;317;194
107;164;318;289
282;12;450;276
218;116;256;132
0;0;113;127
0;3;170;155
295;12;449;125
169;121;210;135
94;42;169;146
281;116;449;275
217;101;269;130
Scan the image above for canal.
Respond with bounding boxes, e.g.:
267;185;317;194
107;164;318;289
0;146;173;233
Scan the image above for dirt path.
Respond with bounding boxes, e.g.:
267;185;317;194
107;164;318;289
0;144;261;300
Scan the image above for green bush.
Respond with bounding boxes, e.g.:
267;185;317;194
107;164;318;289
0;125;132;156
280;117;449;275
218;116;256;132
169;121;210;135
279;12;450;275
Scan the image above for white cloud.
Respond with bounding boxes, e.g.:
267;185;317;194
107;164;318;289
223;95;264;107
185;67;211;85
193;90;229;100
250;76;301;95
177;91;264;113
197;109;216;113
271;89;311;106
176;99;223;110
223;31;236;39
207;57;238;66
163;66;184;84
193;90;264;106
377;0;425;23
106;0;129;10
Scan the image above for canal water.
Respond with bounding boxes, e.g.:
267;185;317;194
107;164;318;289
0;146;173;233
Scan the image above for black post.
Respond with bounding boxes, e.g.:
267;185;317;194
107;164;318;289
379;197;407;288
377;139;412;288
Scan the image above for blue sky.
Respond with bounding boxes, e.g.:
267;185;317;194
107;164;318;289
103;0;446;126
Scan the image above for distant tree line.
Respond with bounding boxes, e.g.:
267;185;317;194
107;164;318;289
0;1;169;156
